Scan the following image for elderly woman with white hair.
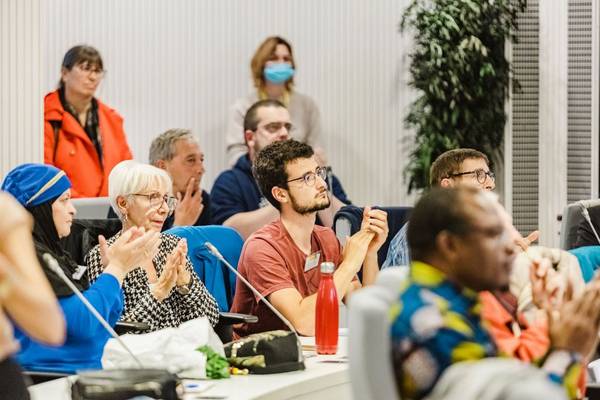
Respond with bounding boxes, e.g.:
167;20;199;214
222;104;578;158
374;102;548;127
85;160;220;332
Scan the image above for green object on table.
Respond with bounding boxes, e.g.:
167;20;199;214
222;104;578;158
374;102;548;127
197;345;230;379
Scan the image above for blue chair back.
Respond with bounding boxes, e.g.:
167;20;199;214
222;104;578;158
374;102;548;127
568;245;600;283
166;225;243;311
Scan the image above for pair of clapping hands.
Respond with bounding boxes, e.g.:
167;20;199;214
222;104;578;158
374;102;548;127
341;207;389;271
97;228;190;300
529;254;600;358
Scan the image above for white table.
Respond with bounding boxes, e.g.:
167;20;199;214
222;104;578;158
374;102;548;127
28;337;351;400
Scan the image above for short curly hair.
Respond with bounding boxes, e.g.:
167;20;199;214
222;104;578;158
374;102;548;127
252;139;314;210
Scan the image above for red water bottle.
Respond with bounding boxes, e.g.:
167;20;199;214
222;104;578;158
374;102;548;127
315;261;338;354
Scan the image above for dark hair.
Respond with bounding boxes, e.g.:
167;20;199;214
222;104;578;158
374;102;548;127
243;99;286;133
59;45;104;88
407;186;481;261
429;148;489;186
250;36;295;90
252;139;314;210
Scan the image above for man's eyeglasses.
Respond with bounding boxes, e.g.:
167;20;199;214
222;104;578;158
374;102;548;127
286;166;328;187
258;122;294;134
131;193;177;213
448;169;495;184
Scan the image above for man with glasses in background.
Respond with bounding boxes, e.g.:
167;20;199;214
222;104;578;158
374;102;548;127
211;99;350;240
230;139;388;337
383;148;505;269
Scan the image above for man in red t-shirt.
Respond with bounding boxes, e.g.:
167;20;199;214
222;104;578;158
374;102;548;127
230;139;388;337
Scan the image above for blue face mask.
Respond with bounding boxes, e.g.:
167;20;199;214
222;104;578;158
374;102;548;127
263;63;295;84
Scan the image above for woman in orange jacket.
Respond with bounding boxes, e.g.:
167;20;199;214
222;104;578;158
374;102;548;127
44;45;132;198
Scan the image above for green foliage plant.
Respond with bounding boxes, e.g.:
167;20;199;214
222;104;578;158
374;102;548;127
401;0;526;191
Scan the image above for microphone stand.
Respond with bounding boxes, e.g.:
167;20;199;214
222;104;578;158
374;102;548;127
204;242;305;365
43;253;144;368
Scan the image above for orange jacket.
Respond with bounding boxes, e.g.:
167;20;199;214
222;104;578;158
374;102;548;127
481;291;586;397
44;90;132;198
480;291;549;362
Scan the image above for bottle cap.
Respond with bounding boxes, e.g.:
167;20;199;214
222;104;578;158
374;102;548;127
320;262;335;274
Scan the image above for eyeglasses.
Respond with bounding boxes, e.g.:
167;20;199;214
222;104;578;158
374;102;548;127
131;193;177;214
287;166;328;187
448;169;495;184
76;63;105;78
258;121;294;134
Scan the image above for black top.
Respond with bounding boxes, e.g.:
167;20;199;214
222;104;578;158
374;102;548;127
575;205;600;248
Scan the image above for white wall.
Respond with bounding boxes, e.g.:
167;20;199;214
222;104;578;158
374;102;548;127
0;0;42;177
41;0;416;206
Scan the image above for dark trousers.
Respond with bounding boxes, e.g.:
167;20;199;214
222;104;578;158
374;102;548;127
0;357;30;400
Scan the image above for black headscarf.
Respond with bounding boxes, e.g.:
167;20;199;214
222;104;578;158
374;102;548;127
28;199;90;297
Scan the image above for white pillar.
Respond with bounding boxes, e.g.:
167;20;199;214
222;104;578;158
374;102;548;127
0;0;43;178
538;0;568;247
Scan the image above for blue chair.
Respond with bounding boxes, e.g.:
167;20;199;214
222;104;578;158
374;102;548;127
166;225;243;312
568;245;600;283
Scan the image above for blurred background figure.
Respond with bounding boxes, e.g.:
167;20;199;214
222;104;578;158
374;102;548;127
0;192;65;399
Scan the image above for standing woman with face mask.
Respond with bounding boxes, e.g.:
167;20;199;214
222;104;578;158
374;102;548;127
225;36;323;166
44;45;133;198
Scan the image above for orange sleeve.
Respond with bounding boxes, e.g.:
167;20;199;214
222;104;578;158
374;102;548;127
43;120;55;165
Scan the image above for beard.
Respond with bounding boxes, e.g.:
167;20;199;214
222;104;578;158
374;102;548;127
289;191;331;215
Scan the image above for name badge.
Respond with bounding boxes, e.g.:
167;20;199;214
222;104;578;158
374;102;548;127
72;265;88;281
304;251;321;272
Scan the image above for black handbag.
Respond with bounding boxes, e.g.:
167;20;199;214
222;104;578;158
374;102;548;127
71;368;180;400
224;330;305;374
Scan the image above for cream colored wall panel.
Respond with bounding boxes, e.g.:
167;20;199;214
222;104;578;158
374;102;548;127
0;0;42;179
538;0;568;247
42;0;414;206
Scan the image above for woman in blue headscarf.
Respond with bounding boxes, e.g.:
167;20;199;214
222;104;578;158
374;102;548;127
1;163;160;374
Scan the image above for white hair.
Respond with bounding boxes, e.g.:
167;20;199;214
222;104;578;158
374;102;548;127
108;160;172;219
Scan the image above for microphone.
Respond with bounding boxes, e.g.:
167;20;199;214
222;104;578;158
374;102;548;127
579;202;600;245
204;242;305;365
42;253;144;368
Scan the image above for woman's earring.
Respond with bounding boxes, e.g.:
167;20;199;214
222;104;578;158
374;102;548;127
122;213;128;222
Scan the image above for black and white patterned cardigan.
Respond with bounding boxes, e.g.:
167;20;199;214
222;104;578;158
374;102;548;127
85;232;220;333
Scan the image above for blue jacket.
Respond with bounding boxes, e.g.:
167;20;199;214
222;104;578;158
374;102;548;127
211;154;351;225
14;273;123;374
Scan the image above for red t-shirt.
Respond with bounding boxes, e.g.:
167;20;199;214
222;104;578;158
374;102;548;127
231;220;343;337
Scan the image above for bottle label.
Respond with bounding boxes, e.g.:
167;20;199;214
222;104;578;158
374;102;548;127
304;251;321;272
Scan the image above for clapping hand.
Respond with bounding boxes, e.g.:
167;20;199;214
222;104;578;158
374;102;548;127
530;256;567;312
548;275;600;358
174;239;191;287
100;227;161;273
360;206;389;255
